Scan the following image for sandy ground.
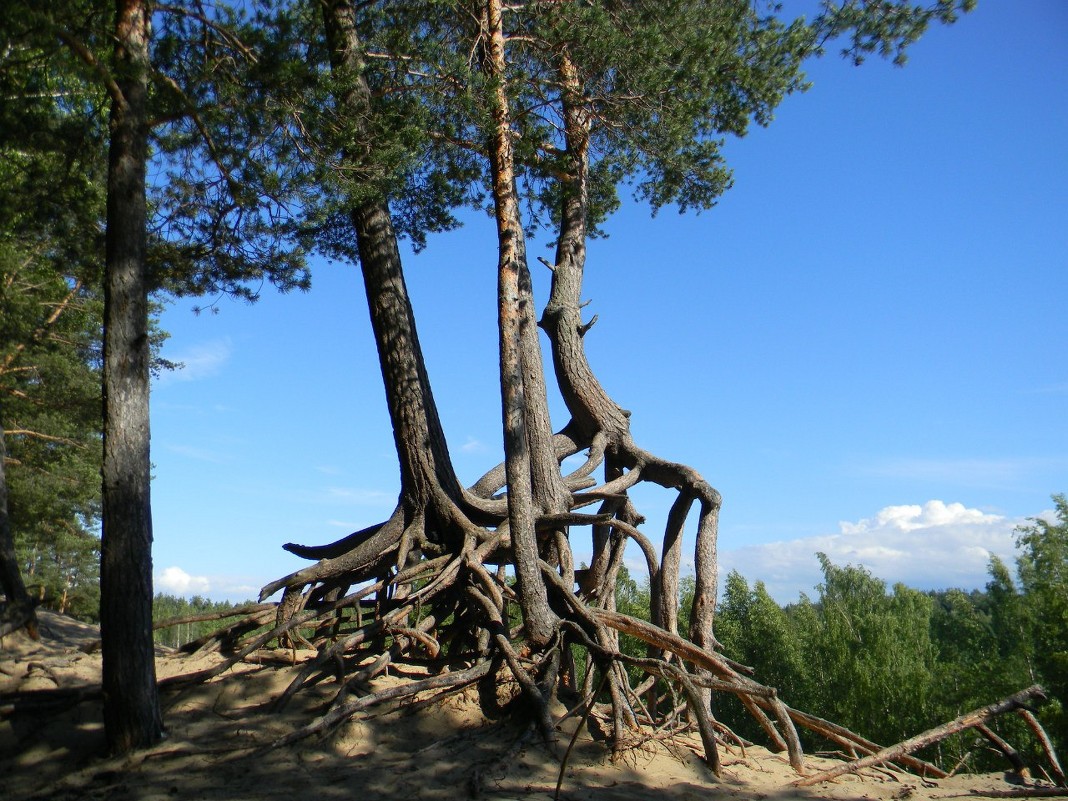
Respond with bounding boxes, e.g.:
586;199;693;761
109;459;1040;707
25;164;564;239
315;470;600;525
0;612;1046;801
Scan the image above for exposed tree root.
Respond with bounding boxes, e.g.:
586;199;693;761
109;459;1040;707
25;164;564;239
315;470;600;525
5;578;1063;793
967;790;1068;798
141;524;1054;792
266;660;495;750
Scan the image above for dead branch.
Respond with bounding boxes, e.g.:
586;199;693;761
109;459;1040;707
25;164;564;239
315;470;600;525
783;705;947;779
977;722;1030;778
1018;708;1067;787
795;686;1049;787
964;790;1068;798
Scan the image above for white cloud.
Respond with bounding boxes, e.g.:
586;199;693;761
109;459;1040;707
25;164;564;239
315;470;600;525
156;566;211;596
839;500;1002;534
719;500;1021;603
157;339;232;384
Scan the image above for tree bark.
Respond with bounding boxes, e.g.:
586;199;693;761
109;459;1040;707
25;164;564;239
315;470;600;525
484;0;557;647
1017;708;1066;786
540;50;722;639
782;705;947;778
319;0;477;538
99;0;163;754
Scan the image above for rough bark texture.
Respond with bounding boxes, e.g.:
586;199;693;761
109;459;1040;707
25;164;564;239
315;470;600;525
1018;708;1067;786
320;0;466;531
539;51;722;648
484;0;557;648
99;0;163;754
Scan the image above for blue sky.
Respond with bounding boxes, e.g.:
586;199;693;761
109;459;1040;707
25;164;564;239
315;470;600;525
149;1;1067;603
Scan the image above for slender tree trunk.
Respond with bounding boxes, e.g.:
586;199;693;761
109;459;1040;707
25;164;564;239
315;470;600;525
354;205;461;511
99;0;163;754
261;0;474;603
516;238;570;525
315;0;473;566
541;54;628;605
540;55;629;446
484;0;557;647
541;52;721;643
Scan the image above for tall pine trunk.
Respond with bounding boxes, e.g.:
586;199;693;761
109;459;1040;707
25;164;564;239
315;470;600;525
314;0;471;571
484;0;558;647
100;0;163;754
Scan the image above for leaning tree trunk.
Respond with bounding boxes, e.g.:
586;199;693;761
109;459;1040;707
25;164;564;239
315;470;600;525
99;0;163;755
540;51;723;655
321;0;469;544
259;0;486;603
322;1;465;529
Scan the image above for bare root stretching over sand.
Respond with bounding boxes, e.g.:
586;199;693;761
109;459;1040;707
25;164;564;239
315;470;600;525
2;611;1063;801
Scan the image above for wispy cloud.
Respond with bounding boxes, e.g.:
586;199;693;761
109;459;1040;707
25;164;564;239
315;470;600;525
719;500;1022;603
156;566;211;596
323;486;395;506
862;457;1047;490
164;443;228;463
461;436;488;454
1024;381;1068;396
156;338;233;385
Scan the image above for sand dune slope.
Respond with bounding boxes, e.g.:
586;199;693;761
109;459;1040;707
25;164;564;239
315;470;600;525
0;613;1040;801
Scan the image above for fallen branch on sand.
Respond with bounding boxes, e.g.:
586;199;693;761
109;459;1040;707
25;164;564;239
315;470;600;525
795;686;1060;787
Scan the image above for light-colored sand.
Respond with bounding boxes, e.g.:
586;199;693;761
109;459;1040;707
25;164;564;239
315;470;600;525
0;612;1041;801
